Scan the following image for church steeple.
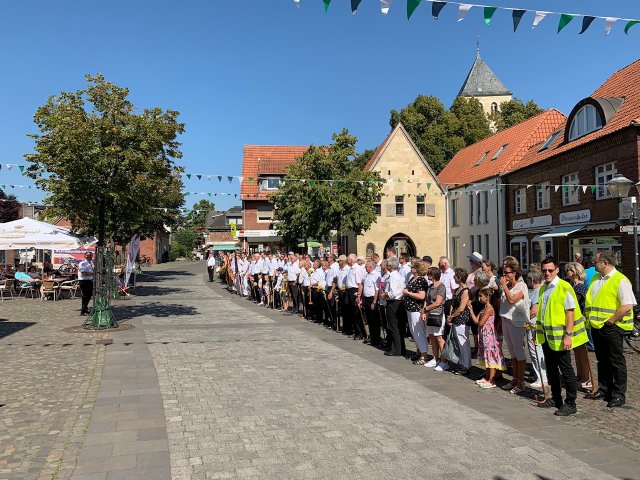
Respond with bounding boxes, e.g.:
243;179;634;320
458;50;511;98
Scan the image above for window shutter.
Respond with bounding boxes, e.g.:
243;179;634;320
385;204;396;217
425;204;436;217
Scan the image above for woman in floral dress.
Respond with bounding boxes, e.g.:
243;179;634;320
468;286;504;388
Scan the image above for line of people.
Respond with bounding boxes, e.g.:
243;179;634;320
218;248;634;416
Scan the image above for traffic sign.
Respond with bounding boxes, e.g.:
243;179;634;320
620;225;640;234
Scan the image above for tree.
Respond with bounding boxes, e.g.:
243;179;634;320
25;74;185;247
449;96;493;146
182;199;215;230
272;130;383;249
390;95;474;174
169;229;199;261
0;190;20;223
490;98;544;131
352;148;376;170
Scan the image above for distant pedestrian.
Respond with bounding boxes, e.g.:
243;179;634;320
207;252;216;282
78;252;95;315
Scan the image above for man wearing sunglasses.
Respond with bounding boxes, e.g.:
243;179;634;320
536;257;589;416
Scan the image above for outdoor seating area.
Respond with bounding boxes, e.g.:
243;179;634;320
0;272;80;301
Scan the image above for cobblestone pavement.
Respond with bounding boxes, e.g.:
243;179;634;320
3;262;640;480
0;293;108;480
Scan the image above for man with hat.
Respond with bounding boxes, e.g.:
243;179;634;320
467;252;483;292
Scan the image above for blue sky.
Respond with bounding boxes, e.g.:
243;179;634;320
1;0;638;211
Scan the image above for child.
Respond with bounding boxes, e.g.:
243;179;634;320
467;286;504;388
281;272;289;312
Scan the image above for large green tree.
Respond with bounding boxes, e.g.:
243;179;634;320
490;98;544;131
390;95;492;174
25;74;185;246
0;190;20;223
182;199;216;230
272;130;383;248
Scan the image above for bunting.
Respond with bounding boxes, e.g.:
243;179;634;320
511;9;525;32
457;4;472;22
483;6;497;26
351;0;362;14
380;0;393;15
407;0;422;19
579;16;596;35
432;1;446;19
557;14;574;34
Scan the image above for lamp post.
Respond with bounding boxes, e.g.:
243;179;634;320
607;173;640;293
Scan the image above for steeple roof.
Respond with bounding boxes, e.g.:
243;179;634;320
458;50;511;97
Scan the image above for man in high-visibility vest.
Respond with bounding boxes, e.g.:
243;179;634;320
536;257;589;416
584;251;636;408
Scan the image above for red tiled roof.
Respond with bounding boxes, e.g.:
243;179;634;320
240;145;309;200
437;109;567;186
515;59;640;171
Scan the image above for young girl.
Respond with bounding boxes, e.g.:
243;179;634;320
467;287;504;388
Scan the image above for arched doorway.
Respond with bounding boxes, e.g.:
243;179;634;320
365;243;376;260
384;233;417;258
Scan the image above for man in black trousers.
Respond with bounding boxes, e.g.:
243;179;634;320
77;252;95;315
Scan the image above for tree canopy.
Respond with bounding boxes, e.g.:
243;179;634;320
272;130;383;247
0;190;20;223
182;199;215;230
25;74;185;246
390;95;492;174
490;98;545;131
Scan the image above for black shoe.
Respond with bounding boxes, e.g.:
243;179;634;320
353;335;363;340
554;404;577;416
607;398;625;408
384;352;400;356
585;390;608;401
536;399;555;408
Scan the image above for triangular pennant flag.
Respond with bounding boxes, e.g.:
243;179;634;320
380;0;392;15
582;185;588;193
417;183;422;188
208;193;212;197
309;180;316;186
533;11;548;29
590;185;596;193
474;190;480;195
397;177;402;183
512;9;525;32
207;175;212;181
7;165;12;171
407;0;422;20
427;183;432;190
300;179;306;183
234;194;237;198
558;14;574;33
605;17;618;35
554;185;560;192
323;0;331;12
563;186;569;193
186;174;191;179
217;175;222;182
527;184;532;189
18;165;25;172
337;181;345;187
249;177;254;184
579;16;596;34
432;1;446;19
328;180;334;186
294;0;300;6
458;4;472;22
185;192;191;196
351;0;362;14
163;208;168;213
484;7;497;26
358;181;364;186
227;176;233;183
625;20;640;35
196;174;202;180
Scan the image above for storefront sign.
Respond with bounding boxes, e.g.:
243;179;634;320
619;197;636;220
559;209;591;225
512;215;553;230
237;229;279;238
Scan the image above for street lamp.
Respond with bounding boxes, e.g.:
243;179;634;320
607;173;640;292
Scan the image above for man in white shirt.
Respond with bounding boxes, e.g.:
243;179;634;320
287;253;301;314
360;260;382;346
438;256;457;316
345;254;365;338
399;253;412;282
78;252;95;315
381;256;406;356
207;252;216;283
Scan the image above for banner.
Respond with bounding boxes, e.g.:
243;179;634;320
125;234;141;286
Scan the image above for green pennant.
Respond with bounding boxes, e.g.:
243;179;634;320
323;0;331;12
186;174;192;180
0;185;4;189
337;181;345;187
558;14;574;33
249;177;254;184
18;165;25;172
407;0;422;20
590;185;596;193
563;186;569;192
484;7;498;26
217;175;222;182
309;180;316;186
207;193;212;197
625;20;640;35
397;177;402;183
185;192;191;196
427;183;432;190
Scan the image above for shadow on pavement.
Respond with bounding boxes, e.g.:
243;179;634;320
133;286;189;296
0;319;37;339
134;269;195;283
114;302;198;320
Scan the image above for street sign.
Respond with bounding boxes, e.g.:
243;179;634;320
620;225;640;233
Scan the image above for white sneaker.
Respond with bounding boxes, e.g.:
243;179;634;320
424;359;438;368
258;302;264;306
434;362;450;372
529;381;543;389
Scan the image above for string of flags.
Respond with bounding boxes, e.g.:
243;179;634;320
294;0;640;36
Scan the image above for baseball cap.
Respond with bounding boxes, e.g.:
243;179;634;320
467;252;484;265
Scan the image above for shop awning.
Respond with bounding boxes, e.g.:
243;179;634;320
209;242;238;251
540;225;585;238
584;222;618;232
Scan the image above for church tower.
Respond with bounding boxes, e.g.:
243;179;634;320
458;48;512;120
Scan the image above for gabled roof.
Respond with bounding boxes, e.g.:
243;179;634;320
438;109;567;187
364;123;445;192
459;51;511;98
240;145;309;200
514;59;640;172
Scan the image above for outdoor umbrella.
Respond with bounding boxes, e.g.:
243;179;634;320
297;241;323;248
0;217;95;250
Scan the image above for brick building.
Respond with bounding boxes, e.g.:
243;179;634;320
203;206;241;253
503;59;640;279
239;145;309;252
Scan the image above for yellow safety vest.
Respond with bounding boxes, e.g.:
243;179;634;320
536;279;589;351
585;271;634;331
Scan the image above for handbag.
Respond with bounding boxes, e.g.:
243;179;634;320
426;312;443;328
442;328;461;364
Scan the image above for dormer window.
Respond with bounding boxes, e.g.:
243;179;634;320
568;105;603;141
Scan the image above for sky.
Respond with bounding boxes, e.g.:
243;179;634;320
1;0;639;212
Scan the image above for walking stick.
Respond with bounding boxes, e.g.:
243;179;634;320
584;345;597;396
358;302;369;340
322;291;335;326
531;329;550;404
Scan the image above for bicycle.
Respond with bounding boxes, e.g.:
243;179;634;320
624;314;640;354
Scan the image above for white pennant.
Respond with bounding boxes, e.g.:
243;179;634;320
582;185;588;193
490;189;495;194
605;17;618;35
474;190;480;195
238;176;243;182
6;164;12;171
294;0;301;6
554;185;560;192
458;4;472;22
380;0;392;15
387;177;393;184
526;184;532;189
207;175;212;181
533;11;548;28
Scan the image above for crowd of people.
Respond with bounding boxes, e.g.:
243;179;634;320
210;247;635;416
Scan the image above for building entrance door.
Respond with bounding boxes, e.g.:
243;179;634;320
384;233;416;258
